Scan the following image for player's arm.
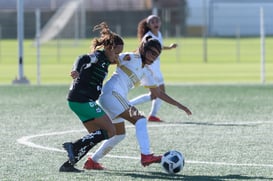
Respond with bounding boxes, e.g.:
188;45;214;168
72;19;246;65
163;43;178;50
149;87;192;116
70;55;96;79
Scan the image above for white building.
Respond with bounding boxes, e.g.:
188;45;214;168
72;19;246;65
186;0;273;36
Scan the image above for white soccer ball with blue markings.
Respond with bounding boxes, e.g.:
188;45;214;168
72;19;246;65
161;150;184;174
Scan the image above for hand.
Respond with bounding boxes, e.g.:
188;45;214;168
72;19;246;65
178;105;192;116
70;71;79;79
169;43;177;49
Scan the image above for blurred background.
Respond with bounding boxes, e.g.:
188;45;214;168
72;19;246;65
0;0;272;84
1;0;273;39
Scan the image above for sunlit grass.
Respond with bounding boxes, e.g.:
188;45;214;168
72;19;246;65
1;85;273;180
0;37;273;84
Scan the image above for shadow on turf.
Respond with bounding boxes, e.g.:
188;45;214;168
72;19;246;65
172;121;258;127
181;174;273;181
86;170;272;180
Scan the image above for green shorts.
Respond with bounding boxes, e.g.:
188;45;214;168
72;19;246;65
68;101;105;123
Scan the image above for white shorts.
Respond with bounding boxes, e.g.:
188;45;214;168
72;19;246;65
147;60;164;85
99;89;130;121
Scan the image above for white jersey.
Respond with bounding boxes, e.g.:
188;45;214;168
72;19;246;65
143;31;164;85
98;52;157;120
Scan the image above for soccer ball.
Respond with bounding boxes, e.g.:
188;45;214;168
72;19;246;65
161;150;185;174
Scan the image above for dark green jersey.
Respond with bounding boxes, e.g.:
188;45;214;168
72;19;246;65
67;50;111;102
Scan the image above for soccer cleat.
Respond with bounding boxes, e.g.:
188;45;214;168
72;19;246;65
141;153;162;167
63;142;76;165
59;162;83;173
148;115;163;122
83;157;105;170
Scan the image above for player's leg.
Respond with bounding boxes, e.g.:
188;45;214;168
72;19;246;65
95;90;161;168
68;115;115;163
84;90;128;170
130;93;151;105
85;106;161;169
120;106;162;167
148;83;165;122
84;119;125;170
60;102;115;172
148;61;165;122
60;128;108;172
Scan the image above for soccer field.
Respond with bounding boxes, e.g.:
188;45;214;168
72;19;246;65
1;84;273;181
0;38;273;84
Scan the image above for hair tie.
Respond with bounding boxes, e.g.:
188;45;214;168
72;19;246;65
146;15;159;24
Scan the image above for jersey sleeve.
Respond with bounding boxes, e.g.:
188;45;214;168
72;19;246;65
72;54;98;72
118;53;132;65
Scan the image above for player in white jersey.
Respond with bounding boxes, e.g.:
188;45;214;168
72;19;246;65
130;15;178;122
83;36;192;170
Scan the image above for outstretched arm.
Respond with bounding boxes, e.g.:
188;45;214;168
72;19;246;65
150;87;192;116
163;43;178;50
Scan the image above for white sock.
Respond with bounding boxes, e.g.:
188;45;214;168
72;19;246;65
135;118;150;155
150;98;162;116
91;134;125;162
130;94;151;105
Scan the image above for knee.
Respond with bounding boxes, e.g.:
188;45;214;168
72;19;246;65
150;92;157;100
107;126;116;138
150;94;157;100
129;107;144;118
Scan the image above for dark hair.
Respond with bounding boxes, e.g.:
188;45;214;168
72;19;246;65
137;18;150;41
141;35;162;54
90;22;124;52
137;15;160;41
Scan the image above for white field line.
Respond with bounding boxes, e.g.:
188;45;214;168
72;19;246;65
17;124;273;168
